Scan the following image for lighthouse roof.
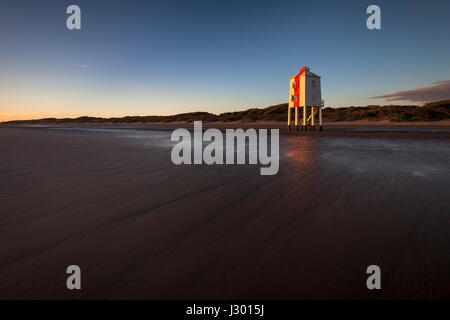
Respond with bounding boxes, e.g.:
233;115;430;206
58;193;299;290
290;67;321;79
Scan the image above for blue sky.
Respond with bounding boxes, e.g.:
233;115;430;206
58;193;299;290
1;0;449;120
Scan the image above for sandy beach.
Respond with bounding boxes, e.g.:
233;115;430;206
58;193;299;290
0;123;449;299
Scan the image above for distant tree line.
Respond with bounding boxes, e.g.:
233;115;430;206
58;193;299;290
4;100;450;124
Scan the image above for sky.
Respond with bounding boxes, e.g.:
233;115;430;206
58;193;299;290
0;0;449;121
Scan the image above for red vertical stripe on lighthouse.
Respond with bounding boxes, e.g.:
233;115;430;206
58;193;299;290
294;68;306;108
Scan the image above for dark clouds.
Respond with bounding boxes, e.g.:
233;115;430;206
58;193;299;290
372;81;450;102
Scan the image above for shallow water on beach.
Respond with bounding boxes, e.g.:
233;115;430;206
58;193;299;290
0;126;449;299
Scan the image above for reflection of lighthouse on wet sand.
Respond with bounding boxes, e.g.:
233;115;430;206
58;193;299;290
287;67;324;132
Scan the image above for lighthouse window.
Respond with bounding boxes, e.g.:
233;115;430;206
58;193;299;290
291;95;298;101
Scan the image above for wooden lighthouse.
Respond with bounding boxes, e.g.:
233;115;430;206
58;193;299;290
287;67;324;131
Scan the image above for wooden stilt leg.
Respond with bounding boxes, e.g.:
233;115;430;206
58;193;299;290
287;106;291;132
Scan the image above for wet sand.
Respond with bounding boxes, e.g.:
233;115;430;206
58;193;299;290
0;124;449;299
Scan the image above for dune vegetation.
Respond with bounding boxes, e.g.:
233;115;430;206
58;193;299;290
4;100;450;124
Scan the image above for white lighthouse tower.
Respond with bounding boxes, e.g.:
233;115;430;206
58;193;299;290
287;67;324;131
